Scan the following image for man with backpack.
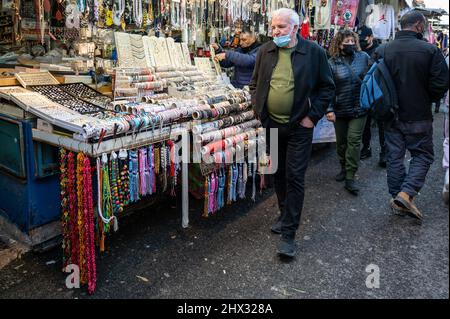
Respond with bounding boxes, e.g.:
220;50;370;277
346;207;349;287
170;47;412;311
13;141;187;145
376;11;449;221
358;26;387;167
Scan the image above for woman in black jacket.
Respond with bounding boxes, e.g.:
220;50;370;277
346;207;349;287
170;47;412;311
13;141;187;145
326;30;370;195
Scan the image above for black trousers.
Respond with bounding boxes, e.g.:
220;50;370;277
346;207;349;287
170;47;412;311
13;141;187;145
267;118;314;241
362;113;386;152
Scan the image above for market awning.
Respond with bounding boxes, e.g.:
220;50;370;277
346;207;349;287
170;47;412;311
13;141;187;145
412;7;448;17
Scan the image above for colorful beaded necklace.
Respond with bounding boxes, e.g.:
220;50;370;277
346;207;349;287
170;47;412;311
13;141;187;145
76;152;87;285
60;148;71;268
82;155;96;294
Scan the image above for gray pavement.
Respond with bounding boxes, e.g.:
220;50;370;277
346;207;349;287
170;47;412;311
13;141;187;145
0;113;448;299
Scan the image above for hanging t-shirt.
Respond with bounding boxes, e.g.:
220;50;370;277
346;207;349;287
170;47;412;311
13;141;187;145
314;0;332;30
331;0;359;27
301;19;311;39
365;3;396;40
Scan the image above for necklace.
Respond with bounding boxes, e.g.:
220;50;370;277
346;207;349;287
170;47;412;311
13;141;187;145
118;149;130;207
110;151;123;214
237;163;244;199
240;162;247;199
227;165;232;205
167;140;176;196
148;145;156;194
129;150;140;202
133;0;143;27
204;175;210;217
101;153;113;235
208;172;215;214
231;163;238;202
217;167;225;210
154;146;160;176
160;143;168;192
113;0;125;26
138;148;148;196
76;152;87;285
67;152;79;268
60;149;71;268
251;162;256;201
82;155;96;295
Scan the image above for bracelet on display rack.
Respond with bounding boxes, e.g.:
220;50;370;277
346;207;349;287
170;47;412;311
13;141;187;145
155;66;176;73
156;71;182;79
133;81;164;90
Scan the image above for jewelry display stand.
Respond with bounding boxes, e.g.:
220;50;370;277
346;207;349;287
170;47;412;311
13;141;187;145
14;71;60;88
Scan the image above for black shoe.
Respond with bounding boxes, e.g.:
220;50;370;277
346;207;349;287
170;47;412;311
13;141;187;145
344;179;359;196
271;221;282;234
335;169;346;182
277;239;296;258
360;147;372;160
378;146;387;168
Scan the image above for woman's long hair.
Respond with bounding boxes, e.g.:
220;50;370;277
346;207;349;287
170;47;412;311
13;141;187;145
329;29;362;58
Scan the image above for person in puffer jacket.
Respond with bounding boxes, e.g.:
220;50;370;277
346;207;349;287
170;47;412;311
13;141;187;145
212;30;261;89
326;29;370;196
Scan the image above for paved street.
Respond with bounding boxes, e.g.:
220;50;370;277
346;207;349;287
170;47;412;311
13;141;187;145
0;113;448;299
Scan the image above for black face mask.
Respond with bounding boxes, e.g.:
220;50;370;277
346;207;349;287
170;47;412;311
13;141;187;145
343;44;356;55
360;39;369;49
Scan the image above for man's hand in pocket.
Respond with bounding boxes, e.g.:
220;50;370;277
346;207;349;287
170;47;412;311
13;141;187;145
300;116;314;128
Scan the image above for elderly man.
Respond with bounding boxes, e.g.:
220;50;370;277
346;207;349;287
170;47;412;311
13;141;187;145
212;30;261;89
250;8;335;257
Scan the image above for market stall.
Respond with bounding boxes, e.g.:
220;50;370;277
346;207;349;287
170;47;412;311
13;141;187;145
1;0;423;294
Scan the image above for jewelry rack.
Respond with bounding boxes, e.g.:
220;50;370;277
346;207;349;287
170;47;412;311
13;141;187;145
14;71;60;88
59;83;113;110
29;85;104;114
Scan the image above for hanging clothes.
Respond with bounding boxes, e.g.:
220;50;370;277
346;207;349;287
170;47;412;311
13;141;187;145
301;18;310;39
314;0;331;30
365;3;395;40
331;0;359;27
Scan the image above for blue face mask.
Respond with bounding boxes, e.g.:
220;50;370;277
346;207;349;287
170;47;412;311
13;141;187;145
273;34;291;48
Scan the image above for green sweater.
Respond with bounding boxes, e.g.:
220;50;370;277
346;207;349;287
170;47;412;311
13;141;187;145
267;47;295;124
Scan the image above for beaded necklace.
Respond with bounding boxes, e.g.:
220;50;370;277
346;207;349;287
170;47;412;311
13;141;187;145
240;162;248;199
82;155;96;295
213;171;219;213
250;162;256;202
217;167;225;210
237;163;244;199
101;153;113;235
208;172;216;214
76;152;87;285
138;148;148;196
148;145;156;194
154;146;160;175
232;164;238;202
227;165;232;205
110;151;123;214
95;156;118;253
203;175;209;218
133;0;143;27
118;149;130;207
129;150;140;202
67;152;79;267
60;149;71;268
170;141;180;197
160;143;168;192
